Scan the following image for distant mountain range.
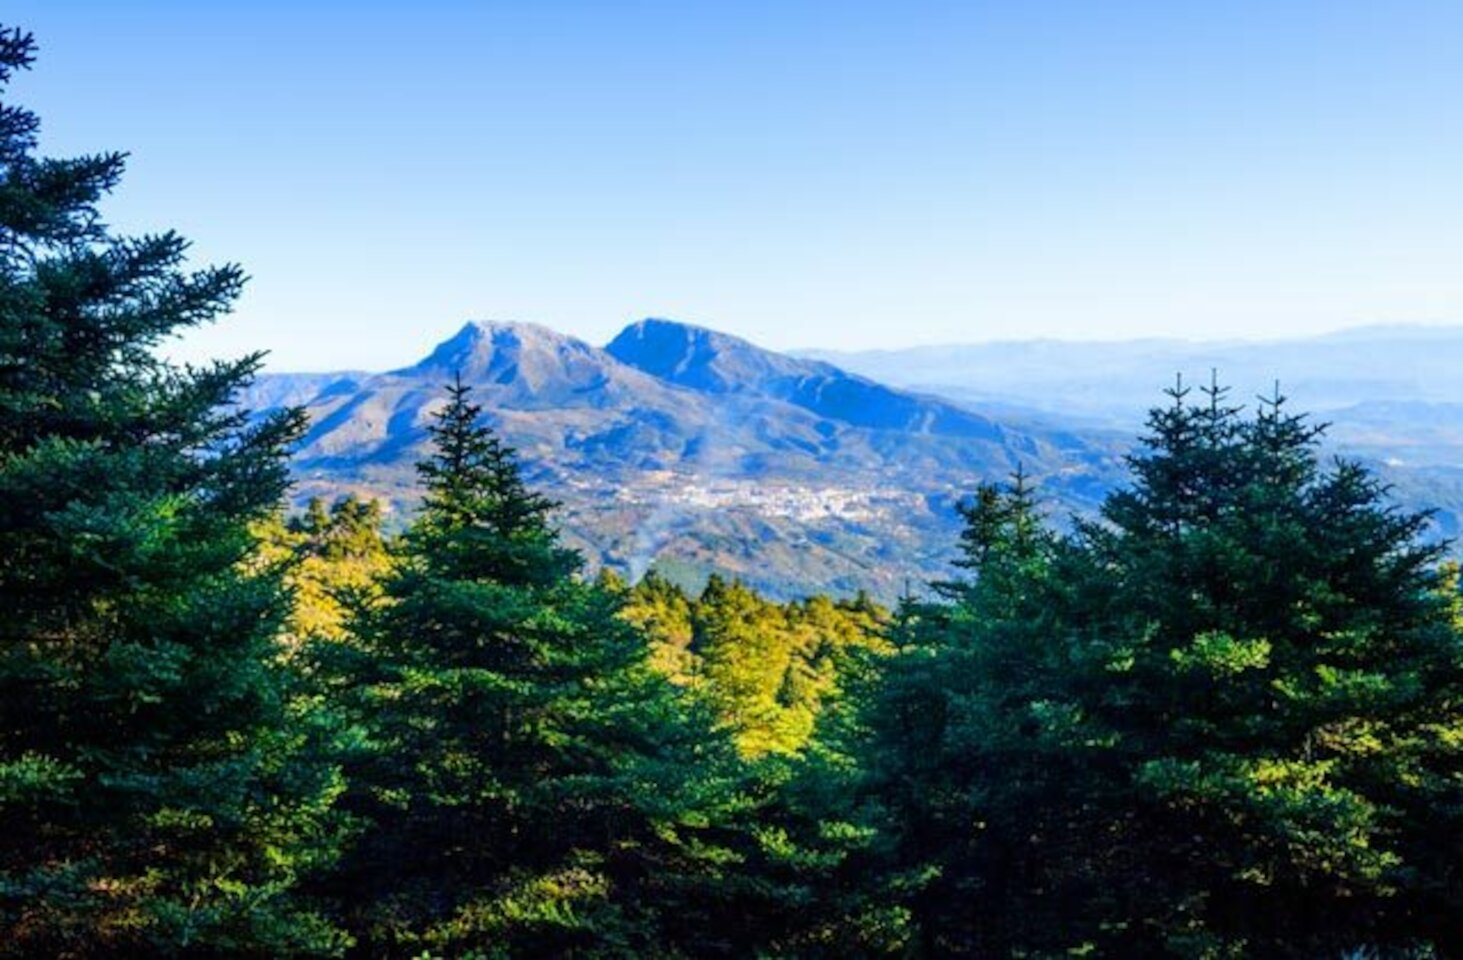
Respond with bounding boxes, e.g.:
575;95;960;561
803;325;1463;426
244;321;1463;599
243;319;1124;600
806;324;1463;543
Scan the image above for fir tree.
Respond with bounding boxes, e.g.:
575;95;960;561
857;383;1463;955
1069;382;1463;954
412;373;573;588
0;28;347;955
851;472;1070;954
329;380;767;956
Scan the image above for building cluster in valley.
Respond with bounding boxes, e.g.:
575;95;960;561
604;471;916;523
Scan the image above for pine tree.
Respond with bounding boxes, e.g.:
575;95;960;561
856;382;1463;955
329;380;768;956
1068;382;1463;954
850;472;1072;954
0;28;347;955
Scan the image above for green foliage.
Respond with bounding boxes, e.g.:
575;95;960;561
8;19;1463;954
0;27;348;956
623;571;889;757
617;568;699;682
853;378;1463;956
257;494;393;643
322;380;794;956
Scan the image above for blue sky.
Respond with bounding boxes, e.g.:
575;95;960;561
7;1;1463;370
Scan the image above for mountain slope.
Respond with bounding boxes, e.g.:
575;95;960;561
804;325;1463;425
256;320;1463;597
608;318;1008;439
270;318;1123;599
806;325;1463;548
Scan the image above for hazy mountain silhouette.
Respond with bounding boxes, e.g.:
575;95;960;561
806;324;1463;543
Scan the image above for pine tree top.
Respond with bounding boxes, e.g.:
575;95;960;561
408;374;578;585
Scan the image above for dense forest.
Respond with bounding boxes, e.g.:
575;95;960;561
4;26;1463;958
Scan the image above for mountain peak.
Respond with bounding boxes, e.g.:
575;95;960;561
618;316;746;345
607;317;799;393
403;319;585;377
278;314;1108;596
618;316;787;353
463;318;565;338
390;319;640;411
451;318;574;352
607;317;1004;440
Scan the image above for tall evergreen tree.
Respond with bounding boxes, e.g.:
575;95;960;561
856;381;1463;956
850;472;1071;955
0;28;347;955
329;380;772;956
1067;381;1463;954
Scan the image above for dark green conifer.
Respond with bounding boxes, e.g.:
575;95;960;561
331;380;762;956
0;27;347;956
850;471;1067;954
1073;382;1463;954
856;381;1463;956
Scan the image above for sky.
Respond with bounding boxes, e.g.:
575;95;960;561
7;1;1463;371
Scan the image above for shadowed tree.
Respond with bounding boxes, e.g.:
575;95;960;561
0;27;348;956
854;380;1463;956
326;379;792;956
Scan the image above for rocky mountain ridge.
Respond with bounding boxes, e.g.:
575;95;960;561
251;318;1123;599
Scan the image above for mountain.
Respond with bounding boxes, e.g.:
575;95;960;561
236;371;368;415
403;321;654;408
267;319;1124;600
608;318;1006;439
802;325;1463;426
252;320;1463;596
805;325;1463;544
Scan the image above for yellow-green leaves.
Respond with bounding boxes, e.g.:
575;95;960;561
1171;631;1272;677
